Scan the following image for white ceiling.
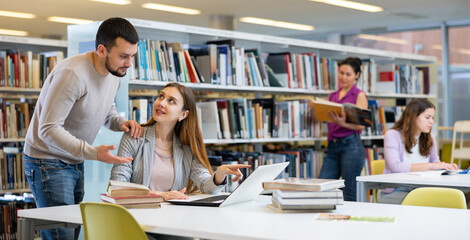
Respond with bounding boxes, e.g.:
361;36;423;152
2;0;470;40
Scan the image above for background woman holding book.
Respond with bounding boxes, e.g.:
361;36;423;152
379;99;458;204
317;57;368;201
110;83;249;201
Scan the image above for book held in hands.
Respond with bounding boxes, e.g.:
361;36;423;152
310;98;372;127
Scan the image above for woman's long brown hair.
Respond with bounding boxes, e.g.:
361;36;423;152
391;99;435;156
142;83;212;193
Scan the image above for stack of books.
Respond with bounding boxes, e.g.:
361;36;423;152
263;178;345;211
101;180;164;209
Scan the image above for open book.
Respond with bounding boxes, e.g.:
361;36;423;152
107;180;150;197
311;98;372;126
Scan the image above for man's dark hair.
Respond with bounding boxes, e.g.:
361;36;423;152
95;17;139;50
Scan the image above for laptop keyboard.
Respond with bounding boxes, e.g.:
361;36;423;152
192;195;228;202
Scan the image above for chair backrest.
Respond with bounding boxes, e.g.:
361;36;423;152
371;160;385;175
80;202;148;240
401;187;467;209
371;160;385;203
450;121;470;168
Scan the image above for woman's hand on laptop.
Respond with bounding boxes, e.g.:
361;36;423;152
215;164;251;185
152;188;188;201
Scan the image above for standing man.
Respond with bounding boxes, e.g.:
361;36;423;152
23;17;142;239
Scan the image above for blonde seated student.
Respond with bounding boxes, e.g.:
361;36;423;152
379;99;458;204
110;82;249;201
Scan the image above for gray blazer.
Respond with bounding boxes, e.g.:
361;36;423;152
110;125;224;194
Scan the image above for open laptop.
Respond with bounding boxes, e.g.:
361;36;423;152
167;162;289;207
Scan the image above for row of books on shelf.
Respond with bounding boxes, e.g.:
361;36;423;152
129;39;431;94
0;100;33;139
263;178;345;211
130;38;340;90
131;97;322;140
372;64;431;95
129;97;155;125
0;147;27;191
197;98;318;140
1;201;18;240
0;193;35;240
0;49;64;89
367;100;405;136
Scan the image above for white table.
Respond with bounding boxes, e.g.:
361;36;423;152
18;195;470;240
356;172;470;202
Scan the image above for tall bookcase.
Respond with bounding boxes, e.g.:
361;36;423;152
67;18;437;201
0;35;67;195
0;35;67;240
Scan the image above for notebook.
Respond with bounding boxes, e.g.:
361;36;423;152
167;162;289;207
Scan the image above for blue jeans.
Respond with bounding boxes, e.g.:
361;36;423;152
319;133;365;201
24;155;84;240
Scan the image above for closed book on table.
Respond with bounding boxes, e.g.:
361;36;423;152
272;193;344;205
271;198;336;211
273;189;343;199
100;193;164;204
263;178;345;192
107;180;150;197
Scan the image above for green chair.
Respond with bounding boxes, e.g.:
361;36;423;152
401;187;467;209
371;160;385;203
80;202;148;240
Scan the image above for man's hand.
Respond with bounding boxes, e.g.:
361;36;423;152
97;145;133;164
120;120;143;139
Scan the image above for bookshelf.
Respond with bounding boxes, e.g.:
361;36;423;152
0;36;66;239
68;18;437;144
0;35;67;194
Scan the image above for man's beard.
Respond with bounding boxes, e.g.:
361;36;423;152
105;56;126;77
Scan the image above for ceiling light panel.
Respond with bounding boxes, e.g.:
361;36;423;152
47;16;93;25
310;0;383;12
0;10;35;19
90;0;131;5
141;3;201;15
240;17;314;31
0;28;28;36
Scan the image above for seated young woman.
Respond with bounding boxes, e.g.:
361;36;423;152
379;99;458;204
110;82;249;201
